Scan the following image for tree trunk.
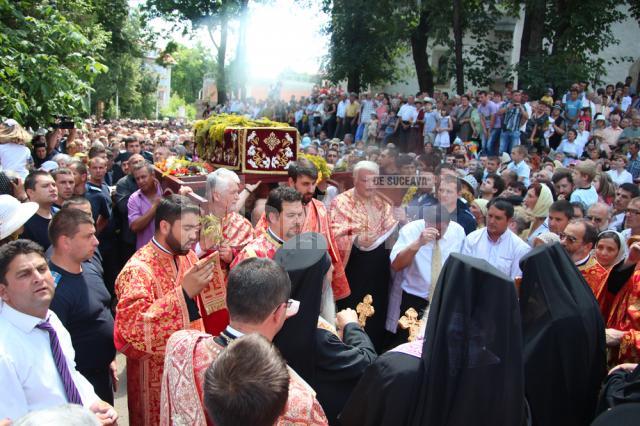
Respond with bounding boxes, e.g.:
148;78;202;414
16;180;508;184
236;0;249;100
520;0;546;61
452;0;464;95
216;17;228;106
347;71;360;93
410;9;434;95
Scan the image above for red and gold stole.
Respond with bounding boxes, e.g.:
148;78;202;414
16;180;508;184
579;256;612;318
607;265;640;363
329;188;398;266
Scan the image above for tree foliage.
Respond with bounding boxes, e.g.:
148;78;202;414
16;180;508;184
321;0;410;92
516;0;628;95
170;44;216;104
0;0;108;127
144;0;246;105
90;3;158;119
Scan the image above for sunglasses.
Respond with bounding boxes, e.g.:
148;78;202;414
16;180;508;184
558;232;579;244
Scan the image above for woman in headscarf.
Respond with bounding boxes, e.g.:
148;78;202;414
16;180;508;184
522;182;553;246
273;232;377;425
585;231;627;317
469;198;488;228
340;253;525;426
519;243;606;426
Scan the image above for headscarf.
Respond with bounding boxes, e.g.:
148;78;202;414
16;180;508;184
597;230;627;267
530;183;553;218
519;243;606;426
272;232;331;386
471;198;488;217
409;253;525;426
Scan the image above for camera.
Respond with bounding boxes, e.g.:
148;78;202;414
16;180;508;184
52;116;75;129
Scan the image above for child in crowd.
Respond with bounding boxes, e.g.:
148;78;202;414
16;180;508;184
434;108;452;150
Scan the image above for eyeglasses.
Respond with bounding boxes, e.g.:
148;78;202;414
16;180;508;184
284;299;299;317
585;215;604;223
559;232;579;243
626;208;640;216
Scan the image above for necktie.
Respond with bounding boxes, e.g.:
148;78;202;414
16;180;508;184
36;320;83;405
429;240;442;301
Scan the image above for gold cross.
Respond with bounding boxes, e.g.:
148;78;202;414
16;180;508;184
398;308;424;342
356;294;375;328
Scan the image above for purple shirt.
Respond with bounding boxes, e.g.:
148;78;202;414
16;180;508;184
477;101;499;129
127;184;162;249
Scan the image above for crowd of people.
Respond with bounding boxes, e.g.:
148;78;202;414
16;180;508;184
1;75;640;425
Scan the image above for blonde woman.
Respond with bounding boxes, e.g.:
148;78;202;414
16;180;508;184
0;119;33;179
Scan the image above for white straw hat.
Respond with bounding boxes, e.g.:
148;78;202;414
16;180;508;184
0;195;39;240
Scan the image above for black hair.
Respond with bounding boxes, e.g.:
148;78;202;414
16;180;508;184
488;198;515;219
549;200;574;219
265;186;302;215
0;240;45;284
154;194;199;230
226;258;291;324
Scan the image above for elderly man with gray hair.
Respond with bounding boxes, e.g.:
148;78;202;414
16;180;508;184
330;160;399;351
197;168;255;335
586;202;612;232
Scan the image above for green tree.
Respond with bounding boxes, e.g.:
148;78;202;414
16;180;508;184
516;0;626;95
144;0;247;105
0;0;108;127
170;44;216;104
90;4;158;119
160;93;197;119
322;0;409;92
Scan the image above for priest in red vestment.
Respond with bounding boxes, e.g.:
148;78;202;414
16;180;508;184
254;159;350;300
197;169;254;335
230;186;304;268
330;160;398;351
160;257;328;426
606;239;640;363
114;195;217;426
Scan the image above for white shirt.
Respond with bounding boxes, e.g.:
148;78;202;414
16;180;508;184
336;100;348;119
0;143;32;179
462;228;530;279
0;302;100;420
398;104;418;122
607;169;633;186
570;186;598;210
390;220;465;299
507;160;531;187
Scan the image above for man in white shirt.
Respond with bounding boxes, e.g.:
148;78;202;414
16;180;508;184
0;239;117;424
462;199;530;279
390;204;465;321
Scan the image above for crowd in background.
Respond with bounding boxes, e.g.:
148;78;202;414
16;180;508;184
1;74;640;425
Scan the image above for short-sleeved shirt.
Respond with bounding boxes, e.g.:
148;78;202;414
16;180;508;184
507;160;531;187
84;183;111;223
477;101;499;129
570;186;598;210
20;212;52;250
127;184;162;249
565;99;582;120
397;104;418;123
48;261;115;370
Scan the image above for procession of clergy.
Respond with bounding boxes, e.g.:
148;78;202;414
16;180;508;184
4;156;640;425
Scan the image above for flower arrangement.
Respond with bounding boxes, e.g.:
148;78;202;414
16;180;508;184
193;113;289;160
155;157;213;177
299;153;331;182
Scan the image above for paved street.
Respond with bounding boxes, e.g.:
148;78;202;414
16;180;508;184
114;353;129;425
